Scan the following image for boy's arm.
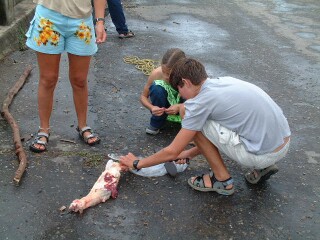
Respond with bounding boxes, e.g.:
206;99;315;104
120;128;197;169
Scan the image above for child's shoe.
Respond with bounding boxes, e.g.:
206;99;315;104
245;165;279;184
146;125;160;135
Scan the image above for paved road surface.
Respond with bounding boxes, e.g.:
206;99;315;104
0;0;319;239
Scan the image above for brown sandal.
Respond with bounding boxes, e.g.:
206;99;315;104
119;30;135;39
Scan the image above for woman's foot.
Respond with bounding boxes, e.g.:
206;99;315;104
188;172;234;195
29;128;50;153
77;126;101;146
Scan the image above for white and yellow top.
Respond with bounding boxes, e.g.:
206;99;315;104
33;0;93;19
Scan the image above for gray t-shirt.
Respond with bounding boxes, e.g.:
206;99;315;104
182;77;291;154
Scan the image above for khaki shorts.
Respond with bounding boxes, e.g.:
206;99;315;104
202;120;290;169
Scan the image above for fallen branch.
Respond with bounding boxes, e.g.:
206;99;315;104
1;65;33;185
60;139;76;144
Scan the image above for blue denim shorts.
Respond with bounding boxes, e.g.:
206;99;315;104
26;5;97;56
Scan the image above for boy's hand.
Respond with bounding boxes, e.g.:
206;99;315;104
120;152;138;169
151;106;166;116
174;158;190;164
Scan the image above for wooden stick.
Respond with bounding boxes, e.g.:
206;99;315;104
60;139;76;144
1;65;33;185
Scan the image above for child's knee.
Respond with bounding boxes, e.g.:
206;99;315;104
149;84;166;96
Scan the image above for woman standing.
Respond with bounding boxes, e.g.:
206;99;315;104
26;0;107;153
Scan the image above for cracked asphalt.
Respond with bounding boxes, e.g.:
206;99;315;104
0;0;319;239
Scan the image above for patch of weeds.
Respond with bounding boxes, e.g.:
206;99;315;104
61;151;106;168
17;26;27;51
79;152;106;168
83;154;105;168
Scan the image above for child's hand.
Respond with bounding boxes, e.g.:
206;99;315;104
165;105;179;115
119;152;137;169
151;106;166;116
174;158;190;164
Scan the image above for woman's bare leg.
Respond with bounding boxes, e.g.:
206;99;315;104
33;52;61;150
68;53;98;144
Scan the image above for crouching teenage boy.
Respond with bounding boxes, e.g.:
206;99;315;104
120;58;291;195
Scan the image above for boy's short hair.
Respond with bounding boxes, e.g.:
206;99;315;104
169;58;208;90
161;48;186;70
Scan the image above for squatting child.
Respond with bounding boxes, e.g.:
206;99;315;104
140;48;186;135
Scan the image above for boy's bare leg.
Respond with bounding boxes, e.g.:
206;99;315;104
192;131;233;189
